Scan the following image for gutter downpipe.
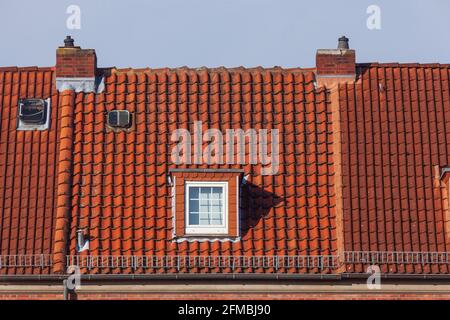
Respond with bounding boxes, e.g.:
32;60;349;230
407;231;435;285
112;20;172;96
63;279;68;300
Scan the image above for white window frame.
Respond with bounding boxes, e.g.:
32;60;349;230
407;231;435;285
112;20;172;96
185;181;228;235
17;98;51;131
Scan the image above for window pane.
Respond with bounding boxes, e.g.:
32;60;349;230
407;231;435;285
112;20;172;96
189;198;199;213
200;187;210;196
190;187;199;199
190;213;199;225
211;187;222;200
211;205;222;224
188;185;224;227
199;216;210;225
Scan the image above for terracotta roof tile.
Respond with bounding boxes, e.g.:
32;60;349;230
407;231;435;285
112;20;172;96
2;62;450;275
0;68;57;274
340;64;450;274
64;68;338;274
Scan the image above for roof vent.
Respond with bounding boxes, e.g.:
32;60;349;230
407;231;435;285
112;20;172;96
76;229;89;253
338;36;349;49
17;98;51;130
107;110;131;129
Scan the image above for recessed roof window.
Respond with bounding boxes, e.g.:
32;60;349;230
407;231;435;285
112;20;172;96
107;110;131;129
17;98;51;130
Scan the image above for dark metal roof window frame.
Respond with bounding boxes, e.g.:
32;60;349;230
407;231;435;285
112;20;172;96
107;110;132;130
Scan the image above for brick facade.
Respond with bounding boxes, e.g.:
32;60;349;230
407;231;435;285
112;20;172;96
316;49;355;75
55;47;96;78
2;292;450;300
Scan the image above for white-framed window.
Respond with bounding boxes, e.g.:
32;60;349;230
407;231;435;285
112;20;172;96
17;98;51;131
185;181;228;234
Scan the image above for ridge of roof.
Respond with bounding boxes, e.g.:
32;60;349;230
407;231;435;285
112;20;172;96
0;66;55;72
1;63;449;75
107;66;317;75
356;62;450;68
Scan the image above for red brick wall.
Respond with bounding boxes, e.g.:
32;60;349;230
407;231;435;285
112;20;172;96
71;293;450;300
56;48;96;78
0;293;63;300
2;292;450;300
316;50;355;75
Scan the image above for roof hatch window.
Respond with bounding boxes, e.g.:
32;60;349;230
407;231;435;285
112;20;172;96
107;110;131;129
17;98;51;130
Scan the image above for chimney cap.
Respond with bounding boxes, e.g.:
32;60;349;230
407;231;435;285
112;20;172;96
338;36;349;49
63;35;75;48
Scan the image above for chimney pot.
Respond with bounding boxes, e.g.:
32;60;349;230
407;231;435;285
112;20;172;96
338;36;349;49
64;35;75;48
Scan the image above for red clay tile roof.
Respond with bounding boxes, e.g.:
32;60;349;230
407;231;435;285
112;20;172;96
1;63;450;276
340;63;450;274
0;67;56;274
66;67;339;274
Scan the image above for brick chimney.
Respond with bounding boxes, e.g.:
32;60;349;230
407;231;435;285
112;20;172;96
56;36;101;93
316;36;356;87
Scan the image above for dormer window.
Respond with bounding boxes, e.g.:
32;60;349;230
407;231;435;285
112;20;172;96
17;98;51;130
170;168;243;239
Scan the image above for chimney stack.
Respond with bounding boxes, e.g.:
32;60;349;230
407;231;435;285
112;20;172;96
316;36;356;87
56;36;99;93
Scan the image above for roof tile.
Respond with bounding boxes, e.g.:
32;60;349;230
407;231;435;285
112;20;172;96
2;62;450;275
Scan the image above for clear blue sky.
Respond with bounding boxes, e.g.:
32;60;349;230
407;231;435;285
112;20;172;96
0;0;449;68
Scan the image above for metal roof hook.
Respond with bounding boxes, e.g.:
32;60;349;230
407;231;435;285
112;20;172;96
76;229;90;253
241;174;250;186
167;175;173;187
